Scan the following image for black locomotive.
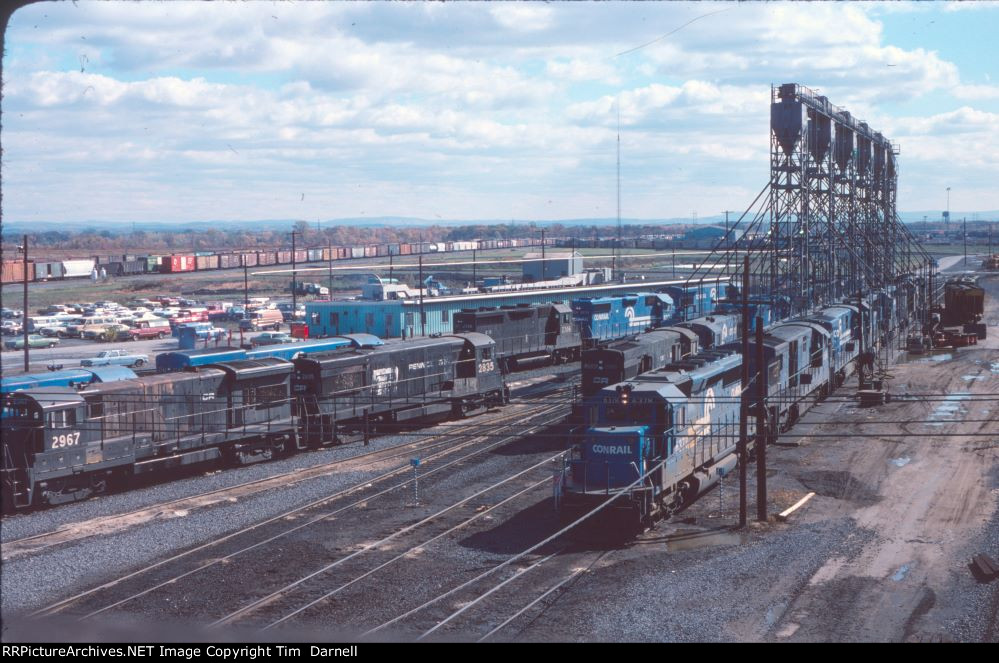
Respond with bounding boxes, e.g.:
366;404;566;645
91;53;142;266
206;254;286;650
1;333;505;510
452;303;581;373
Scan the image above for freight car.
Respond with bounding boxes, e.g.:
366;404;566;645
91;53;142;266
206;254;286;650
942;278;986;339
452;303;580;372
2;334;505;510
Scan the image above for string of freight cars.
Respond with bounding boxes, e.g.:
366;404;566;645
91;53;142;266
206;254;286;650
251;250;729;275
0;239;720;284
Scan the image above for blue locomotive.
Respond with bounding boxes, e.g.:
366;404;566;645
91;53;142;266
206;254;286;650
571;292;675;344
561;299;879;528
564;349;744;527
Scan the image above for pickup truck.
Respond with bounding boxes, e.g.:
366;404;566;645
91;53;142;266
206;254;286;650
129;319;171;340
80;349;149;368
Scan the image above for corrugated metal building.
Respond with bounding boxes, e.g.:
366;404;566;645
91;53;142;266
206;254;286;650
521;251;583;282
306;278;728;339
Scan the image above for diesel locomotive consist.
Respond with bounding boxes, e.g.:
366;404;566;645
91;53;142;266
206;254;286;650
1;333;504;510
561;299;873;529
452;303;581;372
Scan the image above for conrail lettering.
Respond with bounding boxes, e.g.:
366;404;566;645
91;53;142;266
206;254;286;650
592;444;631;455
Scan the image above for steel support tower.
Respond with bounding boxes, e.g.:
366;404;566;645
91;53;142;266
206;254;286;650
685;83;934;356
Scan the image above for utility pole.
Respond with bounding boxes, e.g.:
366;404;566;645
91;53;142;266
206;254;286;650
738;256;750;528
472;247;477;286
945;187;951;233
541;228;546;281
243;262;249;310
291;230;299;315
21;235;29;372
755;316;767;522
857;290;866;390
963;216;967;267
419;255;425;337
328;239;334;298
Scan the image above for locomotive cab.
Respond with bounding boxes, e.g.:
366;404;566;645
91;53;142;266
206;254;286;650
450;332;507;407
1;389;95;509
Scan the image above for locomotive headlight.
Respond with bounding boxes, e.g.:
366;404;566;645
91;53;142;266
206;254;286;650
616;384;632;405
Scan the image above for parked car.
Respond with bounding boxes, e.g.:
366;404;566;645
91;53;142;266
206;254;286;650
37;304;72;315
1;308;24;319
250;331;294;346
66;316;117;337
80;349;149;368
38;322;70;337
1;320;23;336
82;324;119;341
5;335;59;350
169;308;210;326
97;324;133;342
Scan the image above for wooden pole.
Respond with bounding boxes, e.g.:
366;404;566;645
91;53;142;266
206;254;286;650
738;255;750;528
23;235;29;372
755;315;767;522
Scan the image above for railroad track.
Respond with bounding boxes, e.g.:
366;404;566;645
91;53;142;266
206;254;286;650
210;455;563;630
3;404;539;561
3;368;575;550
30;392;574;620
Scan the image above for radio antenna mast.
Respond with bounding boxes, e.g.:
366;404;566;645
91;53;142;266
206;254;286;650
616;98;622;283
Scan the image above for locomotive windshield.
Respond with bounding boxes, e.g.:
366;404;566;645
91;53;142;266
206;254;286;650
1;396;40;421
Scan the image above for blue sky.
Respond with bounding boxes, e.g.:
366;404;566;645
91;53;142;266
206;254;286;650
2;1;997;224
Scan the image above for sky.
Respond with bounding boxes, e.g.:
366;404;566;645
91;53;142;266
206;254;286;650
2;0;998;225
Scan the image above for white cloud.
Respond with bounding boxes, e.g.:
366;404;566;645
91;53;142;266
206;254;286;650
2;2;997;222
489;4;555;32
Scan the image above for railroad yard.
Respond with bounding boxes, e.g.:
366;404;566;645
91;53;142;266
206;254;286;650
1;258;994;642
3;5;998;641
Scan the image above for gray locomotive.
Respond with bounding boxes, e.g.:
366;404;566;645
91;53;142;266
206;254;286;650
1;333;505;510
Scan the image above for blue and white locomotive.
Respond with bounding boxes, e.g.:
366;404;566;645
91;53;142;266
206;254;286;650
562;299;878;528
564;349;744;527
571;292;675;344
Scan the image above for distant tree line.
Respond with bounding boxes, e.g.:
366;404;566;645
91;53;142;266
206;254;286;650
2;221;690;255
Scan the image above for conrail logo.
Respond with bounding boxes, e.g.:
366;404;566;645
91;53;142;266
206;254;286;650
591;444;631;455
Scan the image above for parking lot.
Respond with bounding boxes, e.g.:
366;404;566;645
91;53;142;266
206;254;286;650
1;319;291;376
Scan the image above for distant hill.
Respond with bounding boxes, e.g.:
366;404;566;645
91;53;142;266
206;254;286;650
3;211;996;236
